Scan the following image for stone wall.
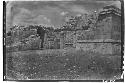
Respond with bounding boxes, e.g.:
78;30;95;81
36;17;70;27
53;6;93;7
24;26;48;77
11;29;37;42
111;14;121;40
6;27;41;52
76;43;121;55
6;36;41;52
43;32;61;49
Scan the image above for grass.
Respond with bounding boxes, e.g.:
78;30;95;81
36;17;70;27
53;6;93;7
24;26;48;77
6;48;122;80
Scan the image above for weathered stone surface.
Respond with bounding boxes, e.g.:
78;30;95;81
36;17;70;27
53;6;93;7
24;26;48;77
6;36;41;52
76;43;121;55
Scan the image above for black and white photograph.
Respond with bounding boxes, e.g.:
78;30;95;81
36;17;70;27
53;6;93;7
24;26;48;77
4;0;124;81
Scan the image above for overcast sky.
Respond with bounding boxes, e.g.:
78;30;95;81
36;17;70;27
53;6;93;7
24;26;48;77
6;0;121;32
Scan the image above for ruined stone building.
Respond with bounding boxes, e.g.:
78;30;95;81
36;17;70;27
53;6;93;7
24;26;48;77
97;5;121;40
76;5;121;54
42;5;121;54
6;5;121;53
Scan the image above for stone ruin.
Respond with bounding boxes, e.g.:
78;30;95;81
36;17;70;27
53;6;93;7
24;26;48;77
6;5;121;55
57;5;121;55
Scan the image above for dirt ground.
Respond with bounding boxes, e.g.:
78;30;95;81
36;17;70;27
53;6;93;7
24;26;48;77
5;48;122;80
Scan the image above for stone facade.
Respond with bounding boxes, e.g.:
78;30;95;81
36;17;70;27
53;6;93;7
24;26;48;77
98;5;121;40
42;5;121;55
43;31;61;49
62;5;121;54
